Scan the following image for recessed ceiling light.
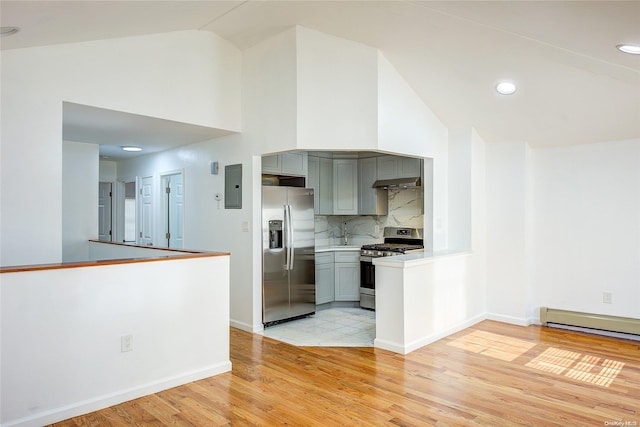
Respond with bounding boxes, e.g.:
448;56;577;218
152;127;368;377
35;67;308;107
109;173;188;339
0;27;20;37
616;44;640;55
121;146;142;152
496;81;517;95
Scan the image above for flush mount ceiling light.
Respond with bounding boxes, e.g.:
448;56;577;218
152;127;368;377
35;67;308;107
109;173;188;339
496;81;517;95
0;26;20;37
616;44;640;55
121;146;142;152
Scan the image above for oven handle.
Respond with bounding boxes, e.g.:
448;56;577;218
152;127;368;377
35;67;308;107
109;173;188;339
360;256;374;263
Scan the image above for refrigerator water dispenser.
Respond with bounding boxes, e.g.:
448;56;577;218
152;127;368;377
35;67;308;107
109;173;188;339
268;220;283;249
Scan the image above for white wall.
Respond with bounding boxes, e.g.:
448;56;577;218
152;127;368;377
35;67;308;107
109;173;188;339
116;133;259;331
1;255;231;427
377;53;447;159
296;27;378;151
99;160;117;182
0;30;241;266
242;27;298;155
62;141;99;262
432;134;449;252
485;141;534;325
531;139;640;320
447;128;473;252
485;138;640;324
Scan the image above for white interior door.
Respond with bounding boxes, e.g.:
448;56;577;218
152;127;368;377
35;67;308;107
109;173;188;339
98;182;112;242
140;176;153;246
163;173;184;249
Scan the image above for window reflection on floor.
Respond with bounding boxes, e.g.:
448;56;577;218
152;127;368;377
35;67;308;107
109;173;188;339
527;347;625;387
448;331;626;388
447;330;536;362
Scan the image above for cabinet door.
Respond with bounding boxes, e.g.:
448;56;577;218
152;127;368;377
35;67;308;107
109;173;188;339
281;152;307;176
262;155;281;174
308;156;320;215
398;157;421;178
318;157;333;215
358;157;387;215
315;262;335;305
376;155;398;179
335;262;360;301
333;159;358;215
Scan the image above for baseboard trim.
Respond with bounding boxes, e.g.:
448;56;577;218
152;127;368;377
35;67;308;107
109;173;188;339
486;313;536;327
3;361;232;427
374;314;486;355
230;318;261;333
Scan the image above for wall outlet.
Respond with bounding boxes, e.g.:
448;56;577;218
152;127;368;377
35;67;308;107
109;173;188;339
121;334;133;352
603;292;612;304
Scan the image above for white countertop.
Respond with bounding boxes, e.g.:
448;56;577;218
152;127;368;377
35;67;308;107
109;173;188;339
372;251;471;267
315;245;361;253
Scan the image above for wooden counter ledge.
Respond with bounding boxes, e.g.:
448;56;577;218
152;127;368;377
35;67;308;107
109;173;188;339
0;240;229;273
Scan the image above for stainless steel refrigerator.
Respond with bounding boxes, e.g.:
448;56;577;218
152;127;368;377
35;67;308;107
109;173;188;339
262;186;315;326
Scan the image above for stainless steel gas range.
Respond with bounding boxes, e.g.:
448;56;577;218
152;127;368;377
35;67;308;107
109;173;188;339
359;227;424;310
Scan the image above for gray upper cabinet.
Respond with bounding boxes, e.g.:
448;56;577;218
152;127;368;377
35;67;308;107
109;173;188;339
376;155;421;179
399;156;421;177
308;156;320;214
308;153;422;216
358;157;388;215
318;158;334;214
332;159;358;215
308;156;333;215
262;152;308;177
262;154;281;173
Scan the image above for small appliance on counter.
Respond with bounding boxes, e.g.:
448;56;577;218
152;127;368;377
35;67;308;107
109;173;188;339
359;227;424;310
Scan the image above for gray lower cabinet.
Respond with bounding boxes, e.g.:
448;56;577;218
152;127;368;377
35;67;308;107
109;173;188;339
334;251;360;301
315;252;335;305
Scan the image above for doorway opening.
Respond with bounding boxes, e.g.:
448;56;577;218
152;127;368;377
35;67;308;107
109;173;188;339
123;181;137;243
161;172;184;249
98;182;113;242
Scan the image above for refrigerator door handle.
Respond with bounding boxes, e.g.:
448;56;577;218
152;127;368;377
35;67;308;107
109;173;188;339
288;204;295;270
283;204;290;270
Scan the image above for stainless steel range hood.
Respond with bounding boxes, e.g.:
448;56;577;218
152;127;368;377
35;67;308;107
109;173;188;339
372;176;421;189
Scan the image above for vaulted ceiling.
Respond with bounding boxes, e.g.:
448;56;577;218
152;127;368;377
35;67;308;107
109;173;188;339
2;1;639;156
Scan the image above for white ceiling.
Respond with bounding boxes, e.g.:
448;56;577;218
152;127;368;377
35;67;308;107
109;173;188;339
2;0;639;158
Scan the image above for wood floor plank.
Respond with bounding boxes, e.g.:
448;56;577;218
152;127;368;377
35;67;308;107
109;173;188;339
48;321;640;426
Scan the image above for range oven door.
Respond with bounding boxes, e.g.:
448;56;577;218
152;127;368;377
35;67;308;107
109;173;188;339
360;256;376;310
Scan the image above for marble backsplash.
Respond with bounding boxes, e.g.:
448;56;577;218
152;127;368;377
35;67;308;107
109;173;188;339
315;188;424;246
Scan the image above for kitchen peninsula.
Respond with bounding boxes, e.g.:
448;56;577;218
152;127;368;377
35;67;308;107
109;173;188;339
373;251;484;355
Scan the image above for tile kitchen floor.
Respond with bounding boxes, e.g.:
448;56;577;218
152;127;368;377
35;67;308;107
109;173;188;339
259;307;375;347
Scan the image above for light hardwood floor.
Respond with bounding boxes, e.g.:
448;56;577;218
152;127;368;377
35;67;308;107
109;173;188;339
51;320;639;426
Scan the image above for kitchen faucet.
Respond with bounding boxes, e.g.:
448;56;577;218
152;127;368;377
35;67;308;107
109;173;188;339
343;222;348;246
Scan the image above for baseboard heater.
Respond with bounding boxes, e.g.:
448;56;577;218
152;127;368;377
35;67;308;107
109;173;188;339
540;307;640;337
